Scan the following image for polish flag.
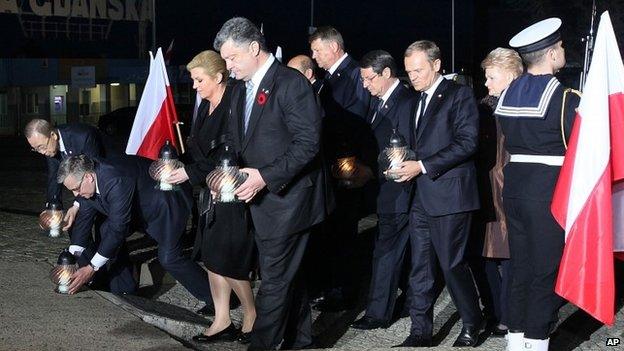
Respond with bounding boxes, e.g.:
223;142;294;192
551;11;624;326
126;48;179;160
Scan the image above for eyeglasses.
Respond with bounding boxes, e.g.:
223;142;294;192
31;135;52;153
68;174;86;194
361;73;380;84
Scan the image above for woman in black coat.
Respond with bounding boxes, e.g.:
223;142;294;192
167;50;255;344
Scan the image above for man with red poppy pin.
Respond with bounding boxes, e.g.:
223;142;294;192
215;17;326;350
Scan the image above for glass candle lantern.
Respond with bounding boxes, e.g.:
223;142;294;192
206;146;248;203
39;196;64;238
50;249;78;294
378;129;415;181
149;140;184;191
332;156;358;187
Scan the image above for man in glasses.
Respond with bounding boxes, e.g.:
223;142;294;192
24;119;105;227
23;119;137;294
350;50;415;330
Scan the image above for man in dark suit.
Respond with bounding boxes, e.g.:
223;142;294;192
350;50;415;330
392;40;482;347
287;55;322;94
214;17;325;350
287;54;337;304
309;26;372;310
24;118;105;228
56;155;214;310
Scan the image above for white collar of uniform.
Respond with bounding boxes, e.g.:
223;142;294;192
328;53;349;75
380;79;400;105
57;129;66;154
310;78;316;85
249;54;275;89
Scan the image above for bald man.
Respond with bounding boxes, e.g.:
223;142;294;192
288;54;322;94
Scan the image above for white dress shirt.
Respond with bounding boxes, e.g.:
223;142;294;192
415;75;445;174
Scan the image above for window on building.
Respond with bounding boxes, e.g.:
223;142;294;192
26;93;39;114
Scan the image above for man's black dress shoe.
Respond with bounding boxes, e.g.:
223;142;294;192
192;323;240;343
491;324;508;337
237;331;251;344
350;316;388;330
392;334;432;347
452;325;481;347
196;304;215;317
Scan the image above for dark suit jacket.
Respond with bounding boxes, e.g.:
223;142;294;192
71;156;192;259
364;83;416;214
227;60;325;239
318;55;371;160
410;78;480;216
185;86;232;186
46;123;105;204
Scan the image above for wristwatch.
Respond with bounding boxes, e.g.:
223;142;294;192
89;262;99;272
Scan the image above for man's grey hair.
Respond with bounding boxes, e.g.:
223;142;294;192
213;17;268;52
24;118;53;139
404;40;441;63
57;155;94;184
308;26;345;51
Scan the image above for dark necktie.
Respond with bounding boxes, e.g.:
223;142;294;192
418;92;428;121
370;98;384;124
414;92;428;140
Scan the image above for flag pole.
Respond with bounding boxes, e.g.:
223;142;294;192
174;122;185;154
579;0;597;91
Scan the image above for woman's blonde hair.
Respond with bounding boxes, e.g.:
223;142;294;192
481;47;524;78
186;50;229;81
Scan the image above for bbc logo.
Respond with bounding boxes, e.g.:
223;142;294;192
607;337;621;346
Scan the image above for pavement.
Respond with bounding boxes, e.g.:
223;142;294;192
1;135;624;351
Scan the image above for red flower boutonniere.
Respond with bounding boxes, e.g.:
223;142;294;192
257;89;269;105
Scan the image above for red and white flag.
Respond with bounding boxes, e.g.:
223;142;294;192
126;48;179;160
551;11;624;326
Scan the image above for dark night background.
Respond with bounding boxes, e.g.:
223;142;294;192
2;0;624;96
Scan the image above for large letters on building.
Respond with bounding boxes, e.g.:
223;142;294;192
0;0;150;21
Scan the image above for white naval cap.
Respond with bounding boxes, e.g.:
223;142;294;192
509;17;562;54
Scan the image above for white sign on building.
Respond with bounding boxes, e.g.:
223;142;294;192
71;66;96;88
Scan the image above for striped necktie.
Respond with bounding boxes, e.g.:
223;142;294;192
244;81;255;134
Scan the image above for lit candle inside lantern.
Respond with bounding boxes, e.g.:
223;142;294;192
56;269;72;293
158;161;174;191
219;172;237;202
48;211;63;237
336;156;357;179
